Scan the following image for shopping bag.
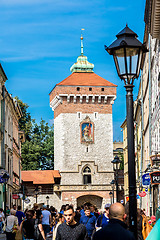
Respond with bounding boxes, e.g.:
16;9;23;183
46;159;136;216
146;219;160;240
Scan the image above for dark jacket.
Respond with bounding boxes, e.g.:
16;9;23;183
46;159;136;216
93;219;136;240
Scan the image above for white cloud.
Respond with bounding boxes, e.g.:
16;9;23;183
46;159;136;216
106;6;126;11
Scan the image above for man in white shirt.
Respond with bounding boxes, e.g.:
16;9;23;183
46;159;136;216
42;205;51;237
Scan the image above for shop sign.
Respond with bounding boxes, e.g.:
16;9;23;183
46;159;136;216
150;171;160;185
142;173;151;186
126;197;129;201
24;197;30;204
136;195;140;199
12;194;19;199
145;188;148;192
138;192;146;197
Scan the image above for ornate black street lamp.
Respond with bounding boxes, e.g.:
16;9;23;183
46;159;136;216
46;196;49;208
34;186;39;203
109;191;113;204
0;169;9;217
110;180;115;203
111;155;121;203
105;24;147;238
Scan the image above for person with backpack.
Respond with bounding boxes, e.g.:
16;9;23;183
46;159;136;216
22;210;45;240
80;205;96;239
96;204;110;230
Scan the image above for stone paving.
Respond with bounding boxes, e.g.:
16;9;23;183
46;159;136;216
0;234;6;240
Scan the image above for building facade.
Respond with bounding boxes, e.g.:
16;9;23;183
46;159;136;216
122;0;160;214
49;37;117;209
0;63;24;208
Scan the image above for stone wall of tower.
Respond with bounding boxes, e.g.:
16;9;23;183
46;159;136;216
54;112;114;185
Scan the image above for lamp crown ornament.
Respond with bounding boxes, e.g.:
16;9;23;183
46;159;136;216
105;25;148;85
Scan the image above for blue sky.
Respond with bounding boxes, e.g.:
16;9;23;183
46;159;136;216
0;0;146;141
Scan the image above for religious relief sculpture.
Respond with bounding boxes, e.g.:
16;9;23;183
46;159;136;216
81;116;94;144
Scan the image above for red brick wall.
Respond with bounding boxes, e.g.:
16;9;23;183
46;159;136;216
54;101;112;119
50;86;116;102
62;191;111;201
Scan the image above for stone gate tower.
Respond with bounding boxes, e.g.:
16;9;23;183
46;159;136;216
49;36;117;209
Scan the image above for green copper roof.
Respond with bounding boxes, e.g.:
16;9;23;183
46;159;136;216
70;34;94;73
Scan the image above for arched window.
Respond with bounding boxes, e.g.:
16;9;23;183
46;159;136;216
83;166;91;184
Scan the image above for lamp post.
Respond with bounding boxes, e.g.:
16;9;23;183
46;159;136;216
46;196;49;208
105;24;147;238
111;155;121;202
0;169;9;217
109;191;113;204
110;180;115;203
34;186;39;203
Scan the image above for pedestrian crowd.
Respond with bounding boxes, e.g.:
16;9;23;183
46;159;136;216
0;201;160;240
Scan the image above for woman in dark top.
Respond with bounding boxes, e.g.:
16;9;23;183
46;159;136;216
22;210;35;239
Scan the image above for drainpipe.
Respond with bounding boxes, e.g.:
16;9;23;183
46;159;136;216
149;34;152;216
140;75;144;209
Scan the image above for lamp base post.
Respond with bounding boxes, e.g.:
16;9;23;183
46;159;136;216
125;84;137;239
116;170;119;202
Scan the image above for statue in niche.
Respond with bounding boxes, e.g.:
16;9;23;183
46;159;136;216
81;116;94;143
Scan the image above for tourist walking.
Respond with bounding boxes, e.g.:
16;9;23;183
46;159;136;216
22;210;45;240
42;205;51;237
56;204;88;240
52;213;64;240
93;203;135;240
96;203;110;230
6;209;19;240
16;205;25;226
80;205;96;239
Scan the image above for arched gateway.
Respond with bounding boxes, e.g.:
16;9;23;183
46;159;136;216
49;34;117;210
77;195;103;209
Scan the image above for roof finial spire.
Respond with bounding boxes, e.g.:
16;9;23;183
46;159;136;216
81;28;85;56
126;23;128;27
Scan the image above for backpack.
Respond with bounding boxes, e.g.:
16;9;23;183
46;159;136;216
34;219;43;240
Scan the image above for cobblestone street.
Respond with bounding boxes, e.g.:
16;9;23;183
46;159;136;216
0;234;6;240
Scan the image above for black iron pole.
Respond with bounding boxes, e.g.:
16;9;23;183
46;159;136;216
116;170;119;202
125;85;137;238
113;187;114;203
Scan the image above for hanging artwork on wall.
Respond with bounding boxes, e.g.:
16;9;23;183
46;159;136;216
80;116;94;144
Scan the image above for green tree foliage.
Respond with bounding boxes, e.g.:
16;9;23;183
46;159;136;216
16;97;54;170
15;97;32;141
119;152;124;170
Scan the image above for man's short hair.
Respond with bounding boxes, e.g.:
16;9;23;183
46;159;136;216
64;204;74;212
84;205;91;211
18;205;21;210
11;209;16;215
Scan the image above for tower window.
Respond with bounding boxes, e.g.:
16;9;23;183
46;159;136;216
94;112;98;119
83;166;91;184
77;87;80;91
101;88;104;91
89;88;92;91
77;112;81;119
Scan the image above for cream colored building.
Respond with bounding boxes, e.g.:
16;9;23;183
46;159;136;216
120;119;128;201
0;64;24;208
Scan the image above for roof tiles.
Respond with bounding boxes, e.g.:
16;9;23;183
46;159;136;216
21;170;61;185
56;72;117;87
